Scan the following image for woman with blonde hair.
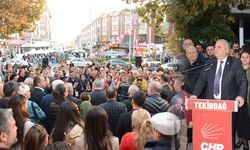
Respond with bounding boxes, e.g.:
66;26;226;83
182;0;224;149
119;109;153;150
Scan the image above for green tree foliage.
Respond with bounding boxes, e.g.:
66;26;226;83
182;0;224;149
0;0;45;38
135;0;249;54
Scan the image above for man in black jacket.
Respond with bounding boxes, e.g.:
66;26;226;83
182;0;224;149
30;75;47;107
144;81;169;116
115;91;146;141
99;86;127;134
90;79;107;105
182;45;204;95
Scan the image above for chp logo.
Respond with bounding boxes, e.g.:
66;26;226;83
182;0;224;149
200;123;224;150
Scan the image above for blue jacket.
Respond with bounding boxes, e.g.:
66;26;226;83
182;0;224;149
27;100;46;124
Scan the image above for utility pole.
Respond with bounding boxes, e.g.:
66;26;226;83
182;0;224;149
89;0;93;57
128;2;132;63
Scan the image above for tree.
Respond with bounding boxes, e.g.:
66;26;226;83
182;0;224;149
135;0;249;54
0;0;45;39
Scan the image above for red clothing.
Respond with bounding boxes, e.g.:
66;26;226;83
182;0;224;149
179;90;192;125
119;132;137;150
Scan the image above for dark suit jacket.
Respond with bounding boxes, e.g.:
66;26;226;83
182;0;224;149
99;100;127;134
121;97;132;112
40;94;52;133
193;56;247;100
30;87;47;107
90;90;107;106
115;109;134;141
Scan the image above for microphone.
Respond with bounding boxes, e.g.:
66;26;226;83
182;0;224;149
204;63;214;71
182;60;215;73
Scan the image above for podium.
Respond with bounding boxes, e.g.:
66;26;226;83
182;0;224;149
188;99;238;150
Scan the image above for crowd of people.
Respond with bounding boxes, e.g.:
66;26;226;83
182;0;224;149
0;38;250;150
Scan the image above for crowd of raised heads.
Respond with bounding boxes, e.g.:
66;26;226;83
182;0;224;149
0;39;249;150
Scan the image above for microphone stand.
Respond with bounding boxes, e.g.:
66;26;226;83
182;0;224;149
182;60;215;73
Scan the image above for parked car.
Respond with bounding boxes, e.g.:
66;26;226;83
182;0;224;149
66;58;92;67
161;62;183;71
142;59;161;67
3;59;29;67
106;59;128;68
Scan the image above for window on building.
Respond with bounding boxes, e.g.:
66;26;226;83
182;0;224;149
112;16;118;22
139;24;146;30
125;24;130;31
102;26;107;32
112;25;118;31
125;15;130;20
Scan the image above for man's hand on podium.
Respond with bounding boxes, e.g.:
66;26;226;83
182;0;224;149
236;96;244;107
189;95;197;99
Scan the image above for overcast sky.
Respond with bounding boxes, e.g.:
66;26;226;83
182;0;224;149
47;0;129;44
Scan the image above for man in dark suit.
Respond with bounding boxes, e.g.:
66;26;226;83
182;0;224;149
90;79;107;105
115;91;146;141
160;74;175;102
191;39;247;105
190;39;247;148
99;86;127;134
30;75;47;107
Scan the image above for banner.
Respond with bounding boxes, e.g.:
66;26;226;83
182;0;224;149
188;99;238;150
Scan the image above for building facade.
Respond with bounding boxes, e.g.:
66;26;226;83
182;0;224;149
79;9;167;51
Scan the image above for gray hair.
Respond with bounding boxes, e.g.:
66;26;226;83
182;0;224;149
93;79;103;90
186;45;198;53
149;81;162;93
128;85;139;97
66;83;74;96
183;39;194;50
24;77;33;85
217;39;230;49
52;80;64;90
0;108;13;133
